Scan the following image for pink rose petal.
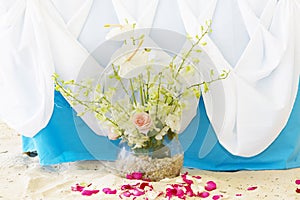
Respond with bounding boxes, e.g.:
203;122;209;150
102;188;117;194
121;184;135;190
205;181;217;191
197;191;210;198
132;172;143;180
296;188;300;193
71;184;85;192
139;182;153;190
212;194;223;200
81;189;100;196
236;193;242;196
126;174;133;179
166;186;186;199
132;188;145;196
192;175;202;179
181;172;194;185
184;185;195;197
296;180;300;185
126;172;143;180
247;186;258;191
122;191;132;197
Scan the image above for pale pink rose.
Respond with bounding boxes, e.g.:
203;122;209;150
132;112;152;134
107;127;120;140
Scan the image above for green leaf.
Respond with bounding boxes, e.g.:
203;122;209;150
203;82;209;93
144;48;151;52
186;33;193;40
200;25;204;33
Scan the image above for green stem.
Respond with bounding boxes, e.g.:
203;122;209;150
155;72;162;118
130;79;137;105
139;75;144;106
175;26;211;78
187;71;229;89
112;64;131;101
54;78;118;127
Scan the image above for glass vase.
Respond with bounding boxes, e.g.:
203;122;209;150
115;137;184;182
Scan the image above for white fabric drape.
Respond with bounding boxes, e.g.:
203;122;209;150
178;0;300;156
0;0;95;137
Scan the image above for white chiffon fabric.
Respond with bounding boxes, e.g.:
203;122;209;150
0;0;299;157
178;0;300;156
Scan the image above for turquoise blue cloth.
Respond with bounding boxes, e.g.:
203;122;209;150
23;83;300;170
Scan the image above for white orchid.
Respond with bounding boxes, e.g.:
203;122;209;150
105;23;136;41
113;41;150;78
165;114;181;133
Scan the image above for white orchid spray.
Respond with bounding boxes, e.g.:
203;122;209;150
53;20;229;152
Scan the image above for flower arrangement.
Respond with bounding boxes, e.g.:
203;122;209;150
53;20;228;180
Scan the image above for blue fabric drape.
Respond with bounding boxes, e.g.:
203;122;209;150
23;82;300;169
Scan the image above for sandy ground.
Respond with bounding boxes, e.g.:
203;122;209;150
1;121;300;200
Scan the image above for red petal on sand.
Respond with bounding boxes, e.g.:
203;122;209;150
296;180;300;185
247;186;258;191
71;184;85;192
296;188;300;193
184;185;195;197
212;194;223;200
139;182;153;190
236;193;242;196
181;172;194;185
132;172;143;180
122;191;132;197
205;181;217;191
192;176;202;179
166;187;185;199
102;188;117;194
81;189;99;196
126;172;143;180
131;188;145;196
126;174;133;179
197;191;210;198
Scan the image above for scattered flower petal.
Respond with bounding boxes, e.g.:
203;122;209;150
192;176;202;179
198;191;210;198
122;191;132;197
296;180;300;185
132;188;145;196
132;172;143;180
212;194;223;200
236;193;242;196
126;172;143;180
181;172;194;185
184;185;195;197
121;184;135;190
102;188;117;194
139;182;153;190
296;188;300;193
247;186;258;191
71;184;85;192
205;181;217;191
81;189;100;196
126;174;133;179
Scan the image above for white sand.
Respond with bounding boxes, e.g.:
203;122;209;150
0;121;300;200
